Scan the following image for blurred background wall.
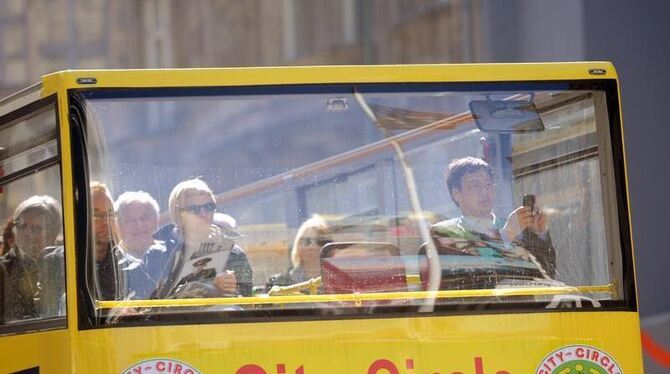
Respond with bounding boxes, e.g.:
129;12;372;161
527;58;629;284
1;0;668;370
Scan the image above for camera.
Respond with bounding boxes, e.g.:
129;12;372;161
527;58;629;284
523;194;536;215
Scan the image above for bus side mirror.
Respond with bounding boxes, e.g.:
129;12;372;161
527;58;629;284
469;99;545;133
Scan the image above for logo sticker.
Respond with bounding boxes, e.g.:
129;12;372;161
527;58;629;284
121;358;201;374
536;345;622;374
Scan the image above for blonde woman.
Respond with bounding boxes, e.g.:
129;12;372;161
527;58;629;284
288;214;330;283
266;214;330;292
145;179;252;298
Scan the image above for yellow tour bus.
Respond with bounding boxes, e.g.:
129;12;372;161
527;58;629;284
0;63;642;373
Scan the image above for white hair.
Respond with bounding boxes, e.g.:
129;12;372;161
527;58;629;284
115;191;160;215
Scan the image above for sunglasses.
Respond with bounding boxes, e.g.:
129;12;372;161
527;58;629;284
182;202;217;214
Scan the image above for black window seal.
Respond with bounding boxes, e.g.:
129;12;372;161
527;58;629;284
0;94;68;334
68;92;97;330
69;79;636;330
0;317;66;337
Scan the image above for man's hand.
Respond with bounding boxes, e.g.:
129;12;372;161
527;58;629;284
531;208;549;234
503;206;549;239
213;270;237;294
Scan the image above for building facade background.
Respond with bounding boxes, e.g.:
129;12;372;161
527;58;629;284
1;0;669;370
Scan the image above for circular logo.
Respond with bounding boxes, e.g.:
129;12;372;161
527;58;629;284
536;345;622;374
121;358;201;374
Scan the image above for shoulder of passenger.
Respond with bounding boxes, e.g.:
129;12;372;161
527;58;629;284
39;245;64;259
149;240;168;251
230;244;247;255
493;216;506;229
153;224;177;241
145;241;169;255
0;253;10;266
118;259;143;271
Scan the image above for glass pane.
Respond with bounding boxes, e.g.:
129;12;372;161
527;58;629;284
81;84;623;324
0;107;58;178
0;165;65;324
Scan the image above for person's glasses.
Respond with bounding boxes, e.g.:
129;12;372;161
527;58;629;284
182;202;217;214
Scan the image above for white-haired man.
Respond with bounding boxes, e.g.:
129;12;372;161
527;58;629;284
115;191;160;261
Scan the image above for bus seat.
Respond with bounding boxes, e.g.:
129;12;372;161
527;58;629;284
319;242;407;295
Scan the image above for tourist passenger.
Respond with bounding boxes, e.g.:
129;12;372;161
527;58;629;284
288;214;330;283
113;190;161;299
0;195;62;320
145;179;253;298
89;182;145;300
115;191;160;261
431;157;556;277
266;214;330;291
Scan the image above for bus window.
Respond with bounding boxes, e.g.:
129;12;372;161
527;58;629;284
0;102;66;331
76;82;628;324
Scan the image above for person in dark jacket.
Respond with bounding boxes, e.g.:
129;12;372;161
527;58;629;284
115;191;160;262
89;182;148;301
113;190;162;299
145;178;253;299
0;195;62;321
265;214;330;292
0;245;38;321
89;182;123;301
430;157;556;277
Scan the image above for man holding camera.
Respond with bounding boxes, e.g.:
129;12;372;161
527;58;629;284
430;157;556;278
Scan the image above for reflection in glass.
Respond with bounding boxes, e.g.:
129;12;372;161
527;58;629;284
82;85;620;320
0;166;65;323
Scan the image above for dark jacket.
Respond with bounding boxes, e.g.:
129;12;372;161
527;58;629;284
265;265;309;288
145;224;253;298
0;247;38;322
88;242;143;301
37;246;66;317
431;216;556;278
113;245;156;300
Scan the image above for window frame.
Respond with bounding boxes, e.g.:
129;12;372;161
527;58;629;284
68;79;635;331
0;94;68;336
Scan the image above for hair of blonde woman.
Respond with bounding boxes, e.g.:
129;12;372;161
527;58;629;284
213;212;236;229
167;178;216;228
12;195;62;245
115;191;160;216
290;214;328;270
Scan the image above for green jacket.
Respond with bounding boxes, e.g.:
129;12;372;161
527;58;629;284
430;215;556;277
430;216;507;258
